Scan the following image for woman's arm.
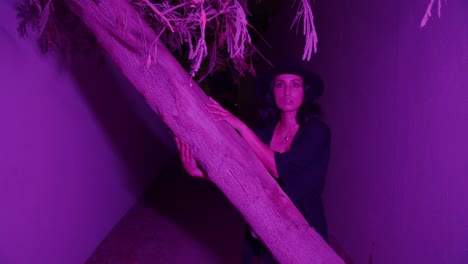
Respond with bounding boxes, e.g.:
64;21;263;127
207;98;279;178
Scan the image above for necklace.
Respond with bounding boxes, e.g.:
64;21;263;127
282;124;299;141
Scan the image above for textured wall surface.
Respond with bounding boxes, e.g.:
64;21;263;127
265;1;468;263
0;1;173;263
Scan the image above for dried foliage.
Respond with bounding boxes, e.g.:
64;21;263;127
420;0;444;27
16;0;98;55
16;0;446;81
16;0;320;82
291;0;318;61
131;0;257;81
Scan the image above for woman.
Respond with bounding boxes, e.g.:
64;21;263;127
176;60;330;263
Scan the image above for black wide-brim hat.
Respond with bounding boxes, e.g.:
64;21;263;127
254;58;325;101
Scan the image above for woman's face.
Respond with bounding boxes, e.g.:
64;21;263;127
273;73;304;114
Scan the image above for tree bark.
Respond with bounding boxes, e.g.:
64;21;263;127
64;0;344;263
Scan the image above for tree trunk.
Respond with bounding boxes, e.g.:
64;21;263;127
65;0;344;263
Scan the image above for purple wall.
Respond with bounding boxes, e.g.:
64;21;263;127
0;1;174;263
264;0;468;263
2;0;467;263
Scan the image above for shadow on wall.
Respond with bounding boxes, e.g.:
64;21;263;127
65;46;246;263
143;158;245;263
86;157;245;264
64;50;175;197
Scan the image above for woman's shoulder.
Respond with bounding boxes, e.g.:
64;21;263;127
293;119;330;153
301;119;330;137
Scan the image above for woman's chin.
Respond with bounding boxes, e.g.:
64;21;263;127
278;107;299;114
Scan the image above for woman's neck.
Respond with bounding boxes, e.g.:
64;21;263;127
279;111;299;129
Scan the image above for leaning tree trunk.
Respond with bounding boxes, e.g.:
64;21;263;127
65;0;343;263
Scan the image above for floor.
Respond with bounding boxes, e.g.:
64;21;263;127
86;160;245;264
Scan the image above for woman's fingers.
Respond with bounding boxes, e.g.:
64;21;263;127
206;101;241;129
175;137;180;150
188;145;194;160
207;104;227;114
180;142;193;166
208;97;241;130
251;230;258;239
207;97;233;122
207;103;231;121
175;138;186;160
208;96;219;105
207;97;225;111
175;137;190;162
184;142;190;162
181;141;187;160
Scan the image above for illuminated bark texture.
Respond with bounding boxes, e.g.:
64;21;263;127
64;0;344;263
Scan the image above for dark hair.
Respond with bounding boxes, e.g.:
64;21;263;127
258;76;322;126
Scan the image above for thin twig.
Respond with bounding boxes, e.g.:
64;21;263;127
38;0;52;37
161;2;191;15
141;0;174;32
291;0;318;60
420;0;443;27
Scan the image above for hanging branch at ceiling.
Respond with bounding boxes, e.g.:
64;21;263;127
291;0;318;60
420;0;444;27
133;0;254;77
17;0;319;81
